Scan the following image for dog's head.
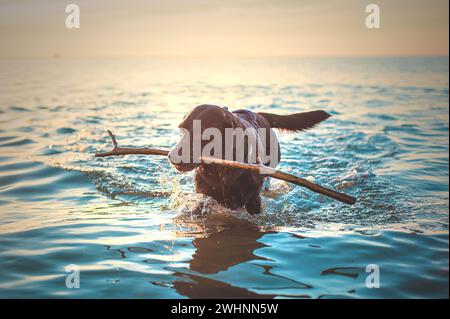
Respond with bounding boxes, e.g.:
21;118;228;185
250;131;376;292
168;104;236;172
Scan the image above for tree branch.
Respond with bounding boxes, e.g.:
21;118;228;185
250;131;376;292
95;131;356;205
95;131;169;158
107;130;118;148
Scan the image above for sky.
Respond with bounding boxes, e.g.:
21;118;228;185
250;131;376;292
0;0;448;58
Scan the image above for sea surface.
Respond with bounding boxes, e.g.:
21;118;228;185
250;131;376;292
0;57;448;298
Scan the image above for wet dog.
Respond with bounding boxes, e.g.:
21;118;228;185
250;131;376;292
168;104;330;214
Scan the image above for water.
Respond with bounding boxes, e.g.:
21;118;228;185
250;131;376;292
0;57;448;298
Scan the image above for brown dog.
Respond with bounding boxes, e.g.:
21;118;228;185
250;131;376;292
168;104;330;214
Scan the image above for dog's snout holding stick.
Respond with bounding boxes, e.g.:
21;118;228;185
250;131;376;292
95;130;357;206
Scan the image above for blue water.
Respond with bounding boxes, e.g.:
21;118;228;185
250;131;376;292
0;57;448;298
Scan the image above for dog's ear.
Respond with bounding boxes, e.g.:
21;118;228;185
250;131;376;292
179;109;194;128
223;110;237;128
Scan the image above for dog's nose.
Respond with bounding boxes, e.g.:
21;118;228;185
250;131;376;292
167;149;178;165
167;147;196;173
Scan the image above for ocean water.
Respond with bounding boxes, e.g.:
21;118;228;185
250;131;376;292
0;57;448;298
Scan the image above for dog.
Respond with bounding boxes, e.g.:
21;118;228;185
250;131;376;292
168;104;330;214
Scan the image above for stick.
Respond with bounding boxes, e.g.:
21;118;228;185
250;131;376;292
200;157;356;205
94;130;169;157
95;131;356;205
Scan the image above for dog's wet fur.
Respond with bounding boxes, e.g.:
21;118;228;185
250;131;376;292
169;104;331;214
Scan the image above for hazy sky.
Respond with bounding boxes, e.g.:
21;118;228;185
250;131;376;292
0;0;448;58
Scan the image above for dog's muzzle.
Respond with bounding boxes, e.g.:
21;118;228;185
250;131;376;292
168;149;197;173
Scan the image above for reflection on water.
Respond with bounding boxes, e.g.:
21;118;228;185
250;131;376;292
188;219;268;275
172;216;275;298
0;57;448;298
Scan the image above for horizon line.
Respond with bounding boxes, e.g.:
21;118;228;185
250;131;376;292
0;54;448;60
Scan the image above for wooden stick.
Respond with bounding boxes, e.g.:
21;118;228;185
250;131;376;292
95;131;356;205
94;131;169;157
200;157;356;205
